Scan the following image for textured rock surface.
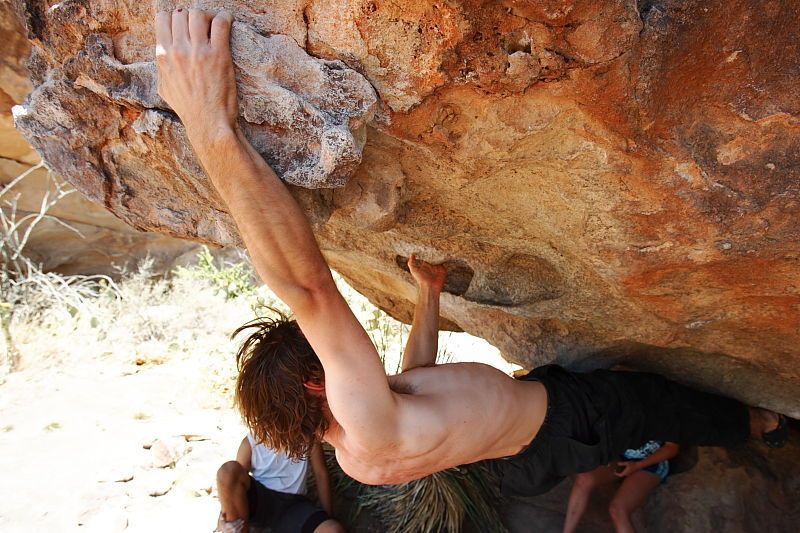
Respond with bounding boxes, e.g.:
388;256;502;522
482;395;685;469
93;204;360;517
10;1;800;415
13;0;376;246
0;158;199;275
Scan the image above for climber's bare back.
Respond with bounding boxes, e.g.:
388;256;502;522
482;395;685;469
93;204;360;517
327;362;548;484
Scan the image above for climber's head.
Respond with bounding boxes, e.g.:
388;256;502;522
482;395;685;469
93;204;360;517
233;313;328;461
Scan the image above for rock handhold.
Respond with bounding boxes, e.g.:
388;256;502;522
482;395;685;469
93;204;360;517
466;253;563;307
230;25;377;187
13;3;377;245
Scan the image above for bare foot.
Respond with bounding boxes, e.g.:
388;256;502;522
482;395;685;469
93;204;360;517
749;407;788;448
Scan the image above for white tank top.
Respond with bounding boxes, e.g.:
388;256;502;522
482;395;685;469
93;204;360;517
247;433;308;495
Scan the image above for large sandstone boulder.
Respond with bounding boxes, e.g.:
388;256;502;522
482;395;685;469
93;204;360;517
9;1;800;416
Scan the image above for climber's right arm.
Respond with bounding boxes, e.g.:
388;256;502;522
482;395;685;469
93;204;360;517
154;9;400;451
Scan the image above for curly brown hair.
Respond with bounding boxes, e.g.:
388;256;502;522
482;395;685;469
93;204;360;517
233;314;328;461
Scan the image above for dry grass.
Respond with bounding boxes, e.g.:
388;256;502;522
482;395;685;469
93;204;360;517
1;167;121;374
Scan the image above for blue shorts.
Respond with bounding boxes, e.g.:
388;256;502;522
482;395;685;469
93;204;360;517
639;460;669;481
622;440;669;482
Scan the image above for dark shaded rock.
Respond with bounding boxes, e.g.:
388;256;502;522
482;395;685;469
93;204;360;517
500;431;800;533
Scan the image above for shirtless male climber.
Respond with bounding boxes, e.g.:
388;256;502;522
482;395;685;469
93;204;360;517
155;8;788;498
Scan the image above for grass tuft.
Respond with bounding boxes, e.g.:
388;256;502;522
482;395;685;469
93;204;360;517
323;444;506;533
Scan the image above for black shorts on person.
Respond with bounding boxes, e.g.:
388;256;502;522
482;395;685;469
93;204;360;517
487;364;750;498
247;476;329;533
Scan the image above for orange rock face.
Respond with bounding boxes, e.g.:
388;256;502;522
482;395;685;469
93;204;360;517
10;0;800;414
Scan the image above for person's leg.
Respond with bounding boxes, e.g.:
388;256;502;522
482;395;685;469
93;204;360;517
216;461;251;528
314;518;346;533
563;465;618;533
607;471;661;533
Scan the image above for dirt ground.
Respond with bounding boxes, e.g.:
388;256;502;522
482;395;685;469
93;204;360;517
0;336;246;532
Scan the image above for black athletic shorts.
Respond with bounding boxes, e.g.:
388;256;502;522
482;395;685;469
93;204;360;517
488;364;750;498
247;477;329;533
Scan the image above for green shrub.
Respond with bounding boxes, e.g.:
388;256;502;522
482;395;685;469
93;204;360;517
175;246;255;300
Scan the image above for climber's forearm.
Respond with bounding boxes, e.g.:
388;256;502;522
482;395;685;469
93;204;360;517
154;7;334;310
402;286;441;372
189;124;335;312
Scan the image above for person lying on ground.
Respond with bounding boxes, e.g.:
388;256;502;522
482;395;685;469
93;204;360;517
216;433;345;533
154;8;789;496
563;440;679;533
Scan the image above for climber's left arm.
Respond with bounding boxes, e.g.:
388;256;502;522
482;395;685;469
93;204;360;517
401;255;446;372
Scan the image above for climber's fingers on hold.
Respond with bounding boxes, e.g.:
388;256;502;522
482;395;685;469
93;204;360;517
188;9;214;46
210;11;233;52
171;8;190;48
155;11;172;57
